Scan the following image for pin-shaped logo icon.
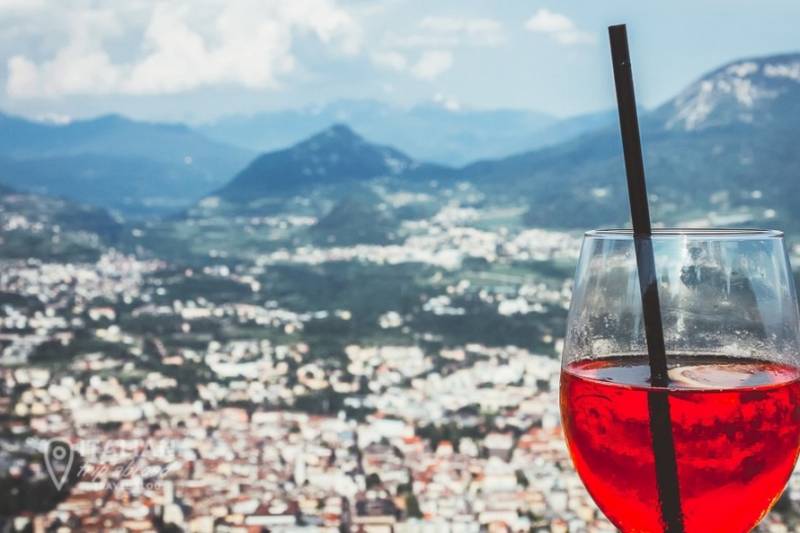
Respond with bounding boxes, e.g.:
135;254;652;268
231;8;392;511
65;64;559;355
45;439;74;490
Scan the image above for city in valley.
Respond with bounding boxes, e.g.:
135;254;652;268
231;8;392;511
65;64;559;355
2;190;800;532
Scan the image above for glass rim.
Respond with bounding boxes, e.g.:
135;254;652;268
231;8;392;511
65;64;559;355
585;228;784;239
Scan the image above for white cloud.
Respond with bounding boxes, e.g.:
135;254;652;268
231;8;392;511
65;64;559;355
411;50;452;80
7;6;123;97
374;16;494;81
372;49;453;80
0;0;45;11
524;9;595;46
6;56;38;96
371;51;408;72
418;16;505;47
433;92;460;111
6;0;362;98
384;16;504;49
525;9;574;33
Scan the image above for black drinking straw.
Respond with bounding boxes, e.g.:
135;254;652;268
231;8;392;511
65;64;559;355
608;24;684;533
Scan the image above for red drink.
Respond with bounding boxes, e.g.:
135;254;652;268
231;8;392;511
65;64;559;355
561;356;800;533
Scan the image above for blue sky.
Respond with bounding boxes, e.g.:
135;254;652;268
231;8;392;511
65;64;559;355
0;0;798;123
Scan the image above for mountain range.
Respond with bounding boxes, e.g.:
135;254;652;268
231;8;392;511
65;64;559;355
461;52;800;230
0;113;253;215
0;102;607;216
199;99;616;166
1;50;799;252
202;52;800;236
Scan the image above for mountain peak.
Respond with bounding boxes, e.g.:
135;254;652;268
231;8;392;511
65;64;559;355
216;125;419;202
294;123;363;152
325;123;360;138
657;52;800;131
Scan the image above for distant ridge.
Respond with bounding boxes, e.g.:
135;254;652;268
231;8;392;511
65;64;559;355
459;51;800;230
0;111;253;215
208;48;800;234
216;124;447;202
652;52;800;131
199;99;614;165
6;50;799;233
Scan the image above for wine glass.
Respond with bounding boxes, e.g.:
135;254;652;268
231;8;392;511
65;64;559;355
560;229;800;533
